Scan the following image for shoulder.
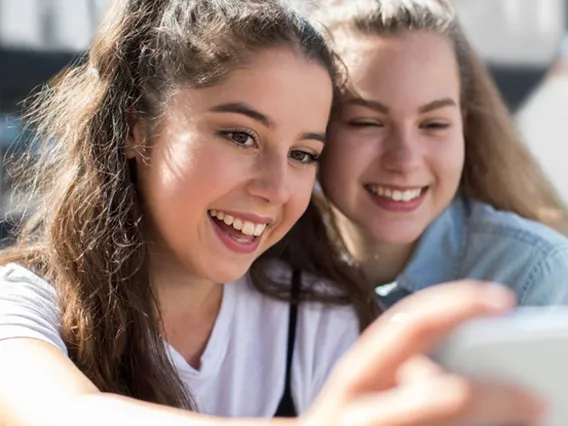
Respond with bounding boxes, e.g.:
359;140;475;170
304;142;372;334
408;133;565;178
462;200;568;305
0;263;59;305
235;259;359;347
466;200;568;255
0;263;66;353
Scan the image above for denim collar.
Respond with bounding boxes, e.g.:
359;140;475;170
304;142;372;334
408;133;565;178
395;195;470;292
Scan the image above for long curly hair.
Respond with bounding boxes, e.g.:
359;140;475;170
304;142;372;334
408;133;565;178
0;0;341;410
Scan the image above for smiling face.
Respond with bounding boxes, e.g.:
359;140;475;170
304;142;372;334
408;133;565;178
320;30;465;246
132;47;333;283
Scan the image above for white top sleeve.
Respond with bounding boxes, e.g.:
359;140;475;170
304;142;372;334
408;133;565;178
0;262;360;418
0;264;67;354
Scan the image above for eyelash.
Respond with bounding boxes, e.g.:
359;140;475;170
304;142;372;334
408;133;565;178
421;122;450;130
289;150;320;165
348;120;383;128
348;121;450;131
219;128;258;148
219;129;320;165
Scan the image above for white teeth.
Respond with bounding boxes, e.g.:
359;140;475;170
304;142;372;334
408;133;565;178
368;185;423;202
253;224;266;236
208;210;269;237
242;221;255;236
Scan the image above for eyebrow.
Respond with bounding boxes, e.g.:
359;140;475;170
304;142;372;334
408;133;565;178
346;96;458;114
418;97;457;113
346;97;389;114
210;102;272;127
301;132;326;144
211;102;326;144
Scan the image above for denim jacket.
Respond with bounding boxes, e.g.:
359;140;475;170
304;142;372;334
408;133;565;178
376;196;568;309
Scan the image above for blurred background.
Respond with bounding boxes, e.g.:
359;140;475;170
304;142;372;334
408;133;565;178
0;0;567;243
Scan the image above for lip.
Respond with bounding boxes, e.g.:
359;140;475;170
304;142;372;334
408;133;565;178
365;185;428;213
366;183;427;191
209;215;262;254
210;209;274;225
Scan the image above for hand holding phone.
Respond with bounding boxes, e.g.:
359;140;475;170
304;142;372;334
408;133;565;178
435;307;568;426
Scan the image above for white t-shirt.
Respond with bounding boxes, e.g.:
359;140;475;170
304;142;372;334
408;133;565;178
0;262;359;417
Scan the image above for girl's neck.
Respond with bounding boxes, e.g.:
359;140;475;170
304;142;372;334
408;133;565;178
331;206;416;286
149;244;223;369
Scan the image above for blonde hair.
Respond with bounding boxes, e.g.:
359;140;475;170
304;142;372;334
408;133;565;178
272;0;567;325
314;0;566;222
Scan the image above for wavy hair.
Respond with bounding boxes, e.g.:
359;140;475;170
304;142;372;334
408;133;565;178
0;0;340;409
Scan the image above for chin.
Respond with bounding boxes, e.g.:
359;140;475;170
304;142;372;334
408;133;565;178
369;226;424;246
200;261;252;284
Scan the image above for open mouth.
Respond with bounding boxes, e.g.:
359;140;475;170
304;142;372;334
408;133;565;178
208;210;268;252
364;184;429;212
365;184;428;202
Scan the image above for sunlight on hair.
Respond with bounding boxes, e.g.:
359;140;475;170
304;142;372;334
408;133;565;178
283;0;321;15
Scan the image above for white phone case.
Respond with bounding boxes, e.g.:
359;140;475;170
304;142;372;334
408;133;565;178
435;307;568;426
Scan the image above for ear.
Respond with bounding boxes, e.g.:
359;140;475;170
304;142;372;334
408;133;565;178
125;113;147;160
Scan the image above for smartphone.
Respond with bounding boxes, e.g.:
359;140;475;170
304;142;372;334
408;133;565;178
434;307;568;426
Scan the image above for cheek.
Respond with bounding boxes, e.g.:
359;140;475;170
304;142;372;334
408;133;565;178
320;131;371;191
147;149;207;204
151;137;244;199
277;172;316;237
449;132;466;178
142;160;205;241
140;140;239;236
292;172;316;215
431;133;465;188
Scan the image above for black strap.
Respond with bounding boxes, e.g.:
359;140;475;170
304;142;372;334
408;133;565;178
273;269;301;418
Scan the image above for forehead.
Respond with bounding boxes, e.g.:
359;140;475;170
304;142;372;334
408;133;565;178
340;31;461;107
166;48;333;119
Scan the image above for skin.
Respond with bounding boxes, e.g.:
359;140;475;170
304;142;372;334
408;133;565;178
0;283;544;426
0;46;543;426
129;47;333;365
320;30;466;285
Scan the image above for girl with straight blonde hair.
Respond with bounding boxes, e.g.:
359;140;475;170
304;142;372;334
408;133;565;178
277;0;568;314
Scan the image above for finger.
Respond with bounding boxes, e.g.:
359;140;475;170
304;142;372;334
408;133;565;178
460;379;545;426
334;281;516;393
337;375;543;426
396;356;443;385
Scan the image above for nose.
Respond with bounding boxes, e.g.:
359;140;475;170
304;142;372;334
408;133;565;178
246;152;291;206
380;125;422;174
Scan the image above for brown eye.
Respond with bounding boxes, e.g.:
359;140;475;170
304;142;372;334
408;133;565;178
219;129;257;147
289;150;320;165
227;131;253;145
